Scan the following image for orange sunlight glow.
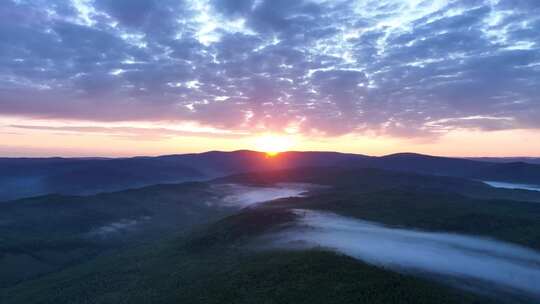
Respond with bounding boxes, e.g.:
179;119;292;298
254;134;295;156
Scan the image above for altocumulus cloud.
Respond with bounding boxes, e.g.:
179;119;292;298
0;0;539;137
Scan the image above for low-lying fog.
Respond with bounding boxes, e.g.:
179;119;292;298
267;209;540;299
86;184;314;240
87;216;152;238
484;181;540;192
218;183;313;208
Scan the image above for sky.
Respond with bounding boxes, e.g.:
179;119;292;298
0;0;539;157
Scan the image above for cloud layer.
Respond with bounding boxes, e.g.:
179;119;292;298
217;183;309;208
1;0;539;137
268;209;540;300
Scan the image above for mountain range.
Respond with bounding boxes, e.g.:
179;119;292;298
2;150;540;201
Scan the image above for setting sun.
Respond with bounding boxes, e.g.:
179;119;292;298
254;134;295;156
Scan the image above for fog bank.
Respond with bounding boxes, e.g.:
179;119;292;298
268;209;540;299
219;183;312;208
88;216;151;238
484;181;540;192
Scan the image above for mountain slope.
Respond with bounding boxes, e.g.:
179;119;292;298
0;182;236;287
3;166;540;291
4;167;540;303
468;157;540;165
347;152;540;185
2;150;540;202
0;151;368;201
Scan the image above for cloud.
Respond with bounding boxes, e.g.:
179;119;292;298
88;216;151;238
216;183;310;208
0;0;538;137
267;209;540;300
9;124;245;140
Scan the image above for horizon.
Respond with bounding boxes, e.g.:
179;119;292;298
1;148;539;159
1;0;539;157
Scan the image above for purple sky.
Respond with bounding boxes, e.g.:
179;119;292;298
0;0;539;156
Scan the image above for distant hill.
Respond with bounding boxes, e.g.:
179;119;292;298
0;157;207;201
467;157;540;165
349;153;540;185
218;167;540;203
0;151;368;201
0;181;237;287
1;150;540;201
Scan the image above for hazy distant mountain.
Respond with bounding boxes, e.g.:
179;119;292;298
2;151;540;201
467;157;540;165
0;157;207;201
347;152;540;184
0;151;368;201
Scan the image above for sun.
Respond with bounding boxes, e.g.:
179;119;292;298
254;134;295;156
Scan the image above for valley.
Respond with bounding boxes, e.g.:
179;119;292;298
2;164;540;303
